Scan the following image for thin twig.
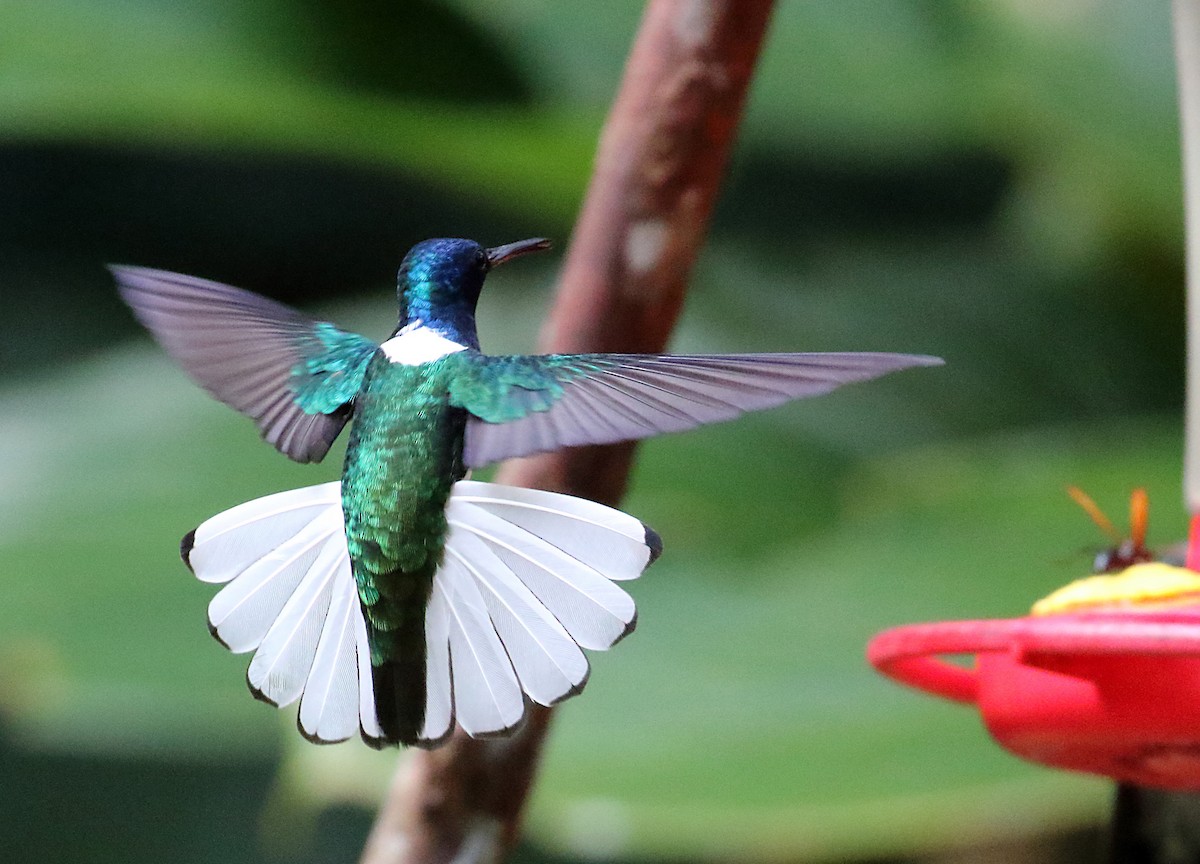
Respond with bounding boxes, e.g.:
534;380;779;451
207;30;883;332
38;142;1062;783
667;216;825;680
359;2;775;862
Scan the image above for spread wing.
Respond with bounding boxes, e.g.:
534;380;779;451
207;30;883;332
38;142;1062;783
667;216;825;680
113;265;378;463
449;351;943;468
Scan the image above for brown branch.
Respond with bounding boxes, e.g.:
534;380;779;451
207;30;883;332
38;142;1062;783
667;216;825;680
359;2;775;862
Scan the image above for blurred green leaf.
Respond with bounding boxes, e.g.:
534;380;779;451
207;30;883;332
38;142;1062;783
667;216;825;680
0;0;597;226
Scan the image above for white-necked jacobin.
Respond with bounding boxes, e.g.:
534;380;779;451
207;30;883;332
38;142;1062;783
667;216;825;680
114;237;941;748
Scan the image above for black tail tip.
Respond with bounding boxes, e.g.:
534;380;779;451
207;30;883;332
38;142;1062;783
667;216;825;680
245;669;279;708
644;524;664;565
180;529;197;571
371;658;428;749
360;729;398;750
207;616;230;649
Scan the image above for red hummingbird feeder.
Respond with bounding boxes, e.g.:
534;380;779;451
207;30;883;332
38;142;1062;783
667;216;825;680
867;492;1200;790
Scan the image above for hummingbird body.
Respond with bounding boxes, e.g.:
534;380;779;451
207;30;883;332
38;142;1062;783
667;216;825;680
115;237;941;747
343;342;468;742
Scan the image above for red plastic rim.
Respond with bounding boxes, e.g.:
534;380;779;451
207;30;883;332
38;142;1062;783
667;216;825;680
867;612;1200;705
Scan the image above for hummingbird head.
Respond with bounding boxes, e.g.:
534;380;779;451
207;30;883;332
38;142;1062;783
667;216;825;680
396;237;550;347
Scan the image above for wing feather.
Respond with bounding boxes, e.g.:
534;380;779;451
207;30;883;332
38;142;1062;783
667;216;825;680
455;351;941;467
113;265;377;463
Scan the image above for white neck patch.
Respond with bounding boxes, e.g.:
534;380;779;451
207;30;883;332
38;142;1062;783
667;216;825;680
380;322;469;366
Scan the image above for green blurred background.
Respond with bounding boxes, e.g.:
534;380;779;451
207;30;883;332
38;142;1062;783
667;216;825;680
0;0;1186;861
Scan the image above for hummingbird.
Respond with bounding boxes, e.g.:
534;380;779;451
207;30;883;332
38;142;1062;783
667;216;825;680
114;237;941;748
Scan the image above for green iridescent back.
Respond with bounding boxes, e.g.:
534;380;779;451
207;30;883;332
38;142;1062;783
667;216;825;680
340;350;468;739
343;348;472;744
342;352;466;644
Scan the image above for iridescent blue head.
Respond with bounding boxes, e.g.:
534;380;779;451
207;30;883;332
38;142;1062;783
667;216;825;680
396;237;550;348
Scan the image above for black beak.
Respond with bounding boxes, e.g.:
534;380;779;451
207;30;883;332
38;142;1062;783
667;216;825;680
485;237;551;268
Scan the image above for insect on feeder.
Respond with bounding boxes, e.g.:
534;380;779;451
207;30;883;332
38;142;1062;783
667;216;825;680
868;492;1200;790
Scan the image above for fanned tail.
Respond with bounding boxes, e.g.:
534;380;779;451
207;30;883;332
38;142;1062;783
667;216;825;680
182;480;660;747
417;480;659;743
183;482;384;746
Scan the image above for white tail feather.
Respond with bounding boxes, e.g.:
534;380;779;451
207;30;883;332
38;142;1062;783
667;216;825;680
184;480;658;746
421;482;655;738
298;569;361;742
453;480;652;580
446;501;635;649
188;484;376;744
439;554;524;737
418;582;454;744
246;541;341;708
207;517;339;653
189;483;341;584
448;528;588;707
354;601;384;743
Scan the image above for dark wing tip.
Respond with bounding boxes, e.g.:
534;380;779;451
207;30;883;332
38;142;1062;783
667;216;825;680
267;429;324;465
107;263;159;280
106;263;139;281
270;410;347;464
180;529;197;571
831;351;944;373
108;263;175;304
644;524;664;566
